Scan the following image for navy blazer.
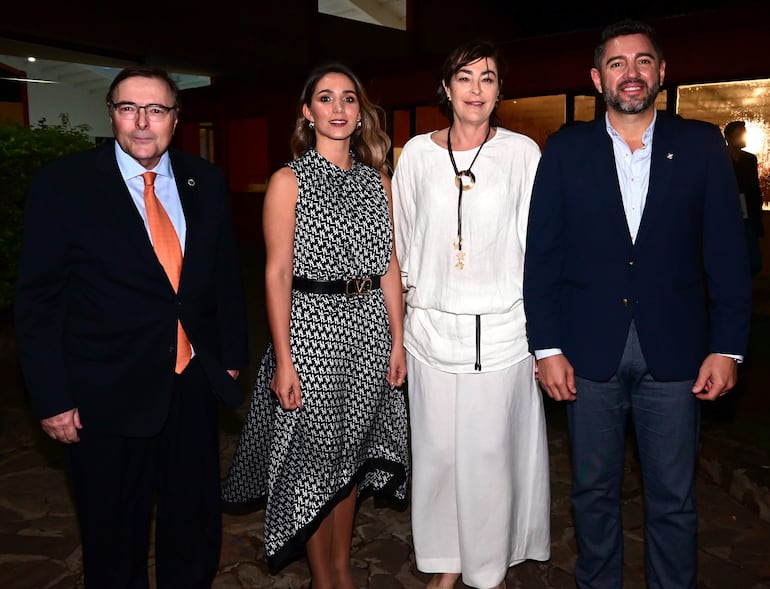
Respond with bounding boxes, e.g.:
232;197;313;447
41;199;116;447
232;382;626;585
523;113;752;381
14;140;249;436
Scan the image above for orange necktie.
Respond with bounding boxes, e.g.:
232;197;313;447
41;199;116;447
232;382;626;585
142;172;192;373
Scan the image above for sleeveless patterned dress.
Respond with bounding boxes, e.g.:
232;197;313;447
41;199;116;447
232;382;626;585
222;148;409;571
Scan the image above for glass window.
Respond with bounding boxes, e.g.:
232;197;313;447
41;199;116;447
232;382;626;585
497;91;665;150
199;123;214;162
498;95;565;150
677;79;770;207
574;95;597;122
390;106;448;168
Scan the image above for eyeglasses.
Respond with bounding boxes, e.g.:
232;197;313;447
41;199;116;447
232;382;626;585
109;101;177;122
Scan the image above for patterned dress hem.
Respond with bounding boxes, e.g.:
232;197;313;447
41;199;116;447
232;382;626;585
267;457;407;572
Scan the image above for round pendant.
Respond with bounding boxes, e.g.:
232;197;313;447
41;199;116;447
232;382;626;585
454;170;476;191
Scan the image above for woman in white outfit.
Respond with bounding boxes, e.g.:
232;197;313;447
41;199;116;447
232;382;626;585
391;40;551;589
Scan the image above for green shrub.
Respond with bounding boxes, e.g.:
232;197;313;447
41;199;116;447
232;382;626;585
0;115;94;310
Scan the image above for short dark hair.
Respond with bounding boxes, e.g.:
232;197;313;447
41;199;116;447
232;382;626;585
106;65;181;110
437;40;505;126
593;19;664;70
724;120;746;138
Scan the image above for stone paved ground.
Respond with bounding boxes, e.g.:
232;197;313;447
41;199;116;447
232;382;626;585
1;247;769;588
2;353;769;589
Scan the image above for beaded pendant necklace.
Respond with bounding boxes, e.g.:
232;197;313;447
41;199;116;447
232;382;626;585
447;124;492;270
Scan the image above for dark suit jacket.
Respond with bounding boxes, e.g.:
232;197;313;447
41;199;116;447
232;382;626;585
731;149;765;237
14;139;249;436
523;113;752;381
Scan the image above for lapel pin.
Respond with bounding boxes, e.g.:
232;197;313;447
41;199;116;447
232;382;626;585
187;178;196;186
666;153;674;160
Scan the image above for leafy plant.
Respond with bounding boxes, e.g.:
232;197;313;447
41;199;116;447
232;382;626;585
0;114;94;310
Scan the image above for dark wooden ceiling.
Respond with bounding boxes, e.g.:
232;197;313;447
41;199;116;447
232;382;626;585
1;0;765;82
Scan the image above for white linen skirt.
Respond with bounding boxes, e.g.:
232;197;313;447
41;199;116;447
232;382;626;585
407;353;551;588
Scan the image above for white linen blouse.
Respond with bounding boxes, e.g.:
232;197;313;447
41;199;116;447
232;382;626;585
392;127;541;372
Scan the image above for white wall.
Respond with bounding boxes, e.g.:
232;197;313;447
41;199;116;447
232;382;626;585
1;55;114;139
26;77;113;138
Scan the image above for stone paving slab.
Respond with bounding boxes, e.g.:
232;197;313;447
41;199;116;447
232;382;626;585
2;407;770;589
699;420;770;524
2;292;770;588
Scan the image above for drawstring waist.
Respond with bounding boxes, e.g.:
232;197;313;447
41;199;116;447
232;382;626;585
475;314;481;371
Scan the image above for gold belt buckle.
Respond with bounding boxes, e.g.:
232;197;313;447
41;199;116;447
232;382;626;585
345;276;372;296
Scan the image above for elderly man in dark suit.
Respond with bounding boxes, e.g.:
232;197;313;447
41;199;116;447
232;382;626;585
14;66;248;589
523;19;751;589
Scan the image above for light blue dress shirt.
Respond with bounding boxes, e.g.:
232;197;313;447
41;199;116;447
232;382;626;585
115;142;186;253
606;111;655;244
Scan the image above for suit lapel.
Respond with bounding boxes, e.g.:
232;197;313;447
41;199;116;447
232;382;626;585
95;141;191;292
94;141;163;264
169;152;201;287
589;120;634;244
636;113;676;246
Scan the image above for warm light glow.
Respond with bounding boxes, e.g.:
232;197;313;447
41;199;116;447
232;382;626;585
741;118;770;210
27;56;36;62
745;120;767;155
678;79;770;209
393;147;403;168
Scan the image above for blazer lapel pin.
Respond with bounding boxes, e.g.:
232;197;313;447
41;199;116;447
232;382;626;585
187;178;196;186
666;153;674;160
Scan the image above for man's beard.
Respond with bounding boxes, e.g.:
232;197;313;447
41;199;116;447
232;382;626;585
603;77;661;114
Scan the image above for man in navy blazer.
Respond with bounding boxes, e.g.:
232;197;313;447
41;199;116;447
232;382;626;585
14;66;248;588
523;20;751;589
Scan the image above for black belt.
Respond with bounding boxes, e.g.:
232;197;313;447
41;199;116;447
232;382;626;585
292;275;381;296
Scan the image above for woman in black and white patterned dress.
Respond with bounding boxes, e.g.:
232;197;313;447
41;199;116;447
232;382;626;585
222;63;408;589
